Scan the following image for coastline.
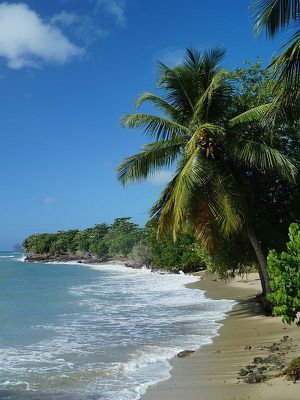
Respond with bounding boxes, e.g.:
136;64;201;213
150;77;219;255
24;254;129;265
142;272;299;400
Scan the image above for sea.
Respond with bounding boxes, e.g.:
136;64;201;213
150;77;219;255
0;251;235;400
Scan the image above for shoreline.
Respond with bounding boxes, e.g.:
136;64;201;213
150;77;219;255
142;272;299;400
24;254;130;265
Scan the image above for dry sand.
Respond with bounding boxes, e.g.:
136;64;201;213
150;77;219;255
142;273;299;400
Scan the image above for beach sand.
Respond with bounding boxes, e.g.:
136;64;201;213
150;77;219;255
142;272;299;400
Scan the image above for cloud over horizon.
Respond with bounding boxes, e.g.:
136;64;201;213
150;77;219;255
0;2;83;69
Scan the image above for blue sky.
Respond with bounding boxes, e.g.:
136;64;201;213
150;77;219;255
0;0;288;248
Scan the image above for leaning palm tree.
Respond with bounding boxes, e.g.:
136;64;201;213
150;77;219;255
117;49;297;304
251;0;300;106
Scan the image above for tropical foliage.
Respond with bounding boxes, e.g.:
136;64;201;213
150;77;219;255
230;60;300;253
23;218;142;259
252;0;300;106
267;223;300;325
22;218;212;272
118;49;298;299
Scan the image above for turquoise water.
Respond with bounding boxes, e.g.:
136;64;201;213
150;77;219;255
0;251;234;400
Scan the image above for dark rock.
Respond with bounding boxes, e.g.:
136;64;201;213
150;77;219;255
253;357;264;364
245;373;267;384
239;368;250;376
177;350;195;358
264;355;282;365
180;264;206;273
244;345;252;350
258;366;268;372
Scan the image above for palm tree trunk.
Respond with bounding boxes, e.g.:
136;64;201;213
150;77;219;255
247;228;272;313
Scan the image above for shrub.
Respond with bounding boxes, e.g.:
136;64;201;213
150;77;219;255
267;223;300;325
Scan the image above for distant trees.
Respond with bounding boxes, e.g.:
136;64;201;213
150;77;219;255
104;217;143;257
23;218;141;260
22;217;215;272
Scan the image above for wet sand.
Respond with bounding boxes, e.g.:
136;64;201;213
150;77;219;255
142;273;299;400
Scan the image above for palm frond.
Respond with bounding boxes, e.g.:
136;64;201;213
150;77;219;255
158;62;195;115
229;104;271;126
201;48;227;72
252;0;300;37
227;139;298;182
191;69;230;123
135;92;181;120
186;175;244;250
152;151;213;240
193;48;227;105
117;138;185;185
270;29;300;103
209;175;244;237
121;113;189;141
184;48;202;69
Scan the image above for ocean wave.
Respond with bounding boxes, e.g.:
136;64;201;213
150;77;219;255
0;258;235;400
0;255;15;258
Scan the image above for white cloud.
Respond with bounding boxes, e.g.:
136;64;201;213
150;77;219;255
148;170;174;186
0;3;83;69
43;197;56;205
96;0;126;26
51;11;107;45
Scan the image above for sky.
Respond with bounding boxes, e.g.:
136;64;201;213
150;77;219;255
0;0;289;249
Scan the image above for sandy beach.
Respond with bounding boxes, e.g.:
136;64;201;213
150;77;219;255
143;272;299;400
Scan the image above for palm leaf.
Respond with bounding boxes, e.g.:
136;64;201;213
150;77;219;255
117;138;185;185
121;113;189;141
135;93;181;120
152;151;214;240
158;62;195;115
227;139;298;182
191;69;229;124
252;0;300;37
229;104;271;126
271;30;300;100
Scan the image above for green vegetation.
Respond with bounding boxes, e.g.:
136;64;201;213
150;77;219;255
24;51;300;319
144;222;212;272
23;1;300;322
117;49;298;304
23;218;141;260
284;357;300;381
251;0;300;111
22;217;211;272
267;223;300;325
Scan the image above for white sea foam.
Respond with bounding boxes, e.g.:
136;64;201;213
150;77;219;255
0;258;235;399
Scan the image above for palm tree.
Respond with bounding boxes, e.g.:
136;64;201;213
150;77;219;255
251;0;300;106
117;49;297;305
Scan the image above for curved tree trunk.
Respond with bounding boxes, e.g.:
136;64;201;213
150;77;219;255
247;228;273;314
